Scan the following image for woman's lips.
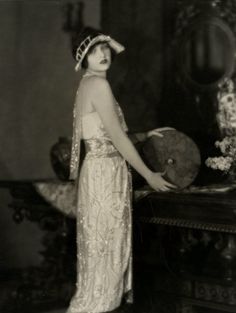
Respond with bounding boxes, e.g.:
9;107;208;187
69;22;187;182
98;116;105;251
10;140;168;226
100;59;108;64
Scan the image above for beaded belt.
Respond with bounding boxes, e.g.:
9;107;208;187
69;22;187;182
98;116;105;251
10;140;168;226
84;138;121;159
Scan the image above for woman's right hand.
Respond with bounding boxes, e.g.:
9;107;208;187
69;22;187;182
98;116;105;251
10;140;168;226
146;171;177;192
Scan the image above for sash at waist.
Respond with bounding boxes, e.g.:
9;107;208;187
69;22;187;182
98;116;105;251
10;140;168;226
84;138;121;159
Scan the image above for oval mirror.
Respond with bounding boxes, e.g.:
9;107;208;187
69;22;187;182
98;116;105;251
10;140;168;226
179;18;236;89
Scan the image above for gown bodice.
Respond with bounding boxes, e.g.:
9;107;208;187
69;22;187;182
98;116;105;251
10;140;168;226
81;102;128;140
81;103;128;159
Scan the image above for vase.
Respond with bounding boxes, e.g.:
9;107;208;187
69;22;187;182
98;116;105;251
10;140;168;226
50;137;71;180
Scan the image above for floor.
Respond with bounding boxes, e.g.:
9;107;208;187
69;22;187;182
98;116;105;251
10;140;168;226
0;280;134;313
42;309;66;313
41;305;133;313
0;270;166;313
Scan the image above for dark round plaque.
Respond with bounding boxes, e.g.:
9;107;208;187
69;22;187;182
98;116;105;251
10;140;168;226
142;130;201;189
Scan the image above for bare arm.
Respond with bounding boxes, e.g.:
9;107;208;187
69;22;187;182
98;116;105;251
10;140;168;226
129;132;147;145
88;77;175;191
129;128;176;144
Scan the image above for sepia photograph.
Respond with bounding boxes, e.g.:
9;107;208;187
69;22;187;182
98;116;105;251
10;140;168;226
0;1;236;313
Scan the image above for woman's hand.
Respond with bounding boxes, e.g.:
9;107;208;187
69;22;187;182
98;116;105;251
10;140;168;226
146;171;177;192
147;127;175;138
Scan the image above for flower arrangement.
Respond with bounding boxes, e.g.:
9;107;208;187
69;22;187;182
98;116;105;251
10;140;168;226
205;136;236;173
205;78;236;178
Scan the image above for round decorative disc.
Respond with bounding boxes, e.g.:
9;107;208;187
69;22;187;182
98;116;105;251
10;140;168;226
142;130;201;188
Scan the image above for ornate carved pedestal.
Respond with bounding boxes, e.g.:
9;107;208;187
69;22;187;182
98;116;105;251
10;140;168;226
134;190;236;313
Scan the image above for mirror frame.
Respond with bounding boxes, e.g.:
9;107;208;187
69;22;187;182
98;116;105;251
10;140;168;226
177;16;236;91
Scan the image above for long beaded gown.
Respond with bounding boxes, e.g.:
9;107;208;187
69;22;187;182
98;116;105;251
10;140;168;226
67;83;133;313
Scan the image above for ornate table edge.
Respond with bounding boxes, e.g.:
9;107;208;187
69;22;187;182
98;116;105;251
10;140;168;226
139;216;236;233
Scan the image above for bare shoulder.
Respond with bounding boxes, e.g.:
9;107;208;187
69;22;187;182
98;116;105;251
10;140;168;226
85;76;111;93
82;76;115;110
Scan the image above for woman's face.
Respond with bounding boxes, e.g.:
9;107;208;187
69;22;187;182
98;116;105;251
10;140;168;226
86;42;111;73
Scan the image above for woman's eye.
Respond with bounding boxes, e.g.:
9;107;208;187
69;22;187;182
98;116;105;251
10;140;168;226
89;45;97;54
102;44;109;51
91;47;97;54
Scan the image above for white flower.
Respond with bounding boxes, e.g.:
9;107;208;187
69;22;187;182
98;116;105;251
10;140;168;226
205;156;233;172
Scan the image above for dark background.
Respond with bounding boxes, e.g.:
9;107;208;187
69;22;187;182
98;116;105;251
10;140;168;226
0;0;101;274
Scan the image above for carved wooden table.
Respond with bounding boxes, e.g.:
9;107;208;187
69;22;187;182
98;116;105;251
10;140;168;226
134;189;236;313
0;181;76;312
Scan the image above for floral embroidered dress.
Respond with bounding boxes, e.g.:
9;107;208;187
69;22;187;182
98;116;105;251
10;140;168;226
67;83;133;313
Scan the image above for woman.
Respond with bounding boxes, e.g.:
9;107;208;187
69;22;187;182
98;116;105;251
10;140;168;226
67;27;175;313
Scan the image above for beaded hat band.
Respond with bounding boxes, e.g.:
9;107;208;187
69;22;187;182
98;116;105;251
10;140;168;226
75;34;125;71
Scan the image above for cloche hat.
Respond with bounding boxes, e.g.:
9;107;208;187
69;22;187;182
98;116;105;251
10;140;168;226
74;27;125;71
